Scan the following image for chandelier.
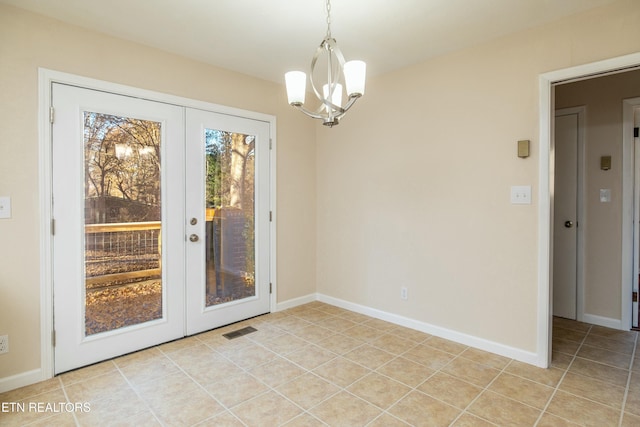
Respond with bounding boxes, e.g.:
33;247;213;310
284;0;366;127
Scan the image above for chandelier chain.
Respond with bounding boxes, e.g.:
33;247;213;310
325;0;332;38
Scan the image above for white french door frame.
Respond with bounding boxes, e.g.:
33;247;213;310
38;69;277;380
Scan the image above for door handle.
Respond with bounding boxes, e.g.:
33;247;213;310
189;234;199;242
564;220;574;228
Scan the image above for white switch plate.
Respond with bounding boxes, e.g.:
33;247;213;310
600;189;611;203
0;335;7;354
0;197;11;219
510;186;532;205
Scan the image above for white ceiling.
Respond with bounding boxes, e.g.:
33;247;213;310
1;0;618;83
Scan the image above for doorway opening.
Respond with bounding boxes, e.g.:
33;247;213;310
539;53;640;367
552;71;640;331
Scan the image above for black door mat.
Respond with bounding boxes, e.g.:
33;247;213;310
222;326;257;340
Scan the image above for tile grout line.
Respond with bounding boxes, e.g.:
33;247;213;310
39;308;636;427
279;318;406;426
188;333;283;426
278;313;437;426
287;309;421;426
356;337;437;426
446;355;513;427
197;325;326;426
198;312;380;426
618;330;638;427
207;315;337;425
532;323;592;427
367;340;443;427
109;358;166;427
50;376;81;427
161;336;278;426
371;335;493;425
298;327;410;426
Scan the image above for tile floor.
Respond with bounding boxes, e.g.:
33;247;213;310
1;302;639;426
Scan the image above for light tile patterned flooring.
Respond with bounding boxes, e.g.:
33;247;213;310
1;302;639;426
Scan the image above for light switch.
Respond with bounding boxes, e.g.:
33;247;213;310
511;186;532;205
0;197;11;219
600;189;611;203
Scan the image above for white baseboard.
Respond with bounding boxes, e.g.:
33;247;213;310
275;293;318;312
316;294;543;367
280;293;543;366
581;313;623;330
1;292;545;394
0;369;44;394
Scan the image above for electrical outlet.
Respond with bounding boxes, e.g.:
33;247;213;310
0;335;8;355
400;287;408;300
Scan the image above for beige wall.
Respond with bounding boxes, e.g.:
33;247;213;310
316;0;640;352
556;70;640;320
0;4;316;379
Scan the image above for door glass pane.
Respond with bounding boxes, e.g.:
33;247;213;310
84;112;162;335
205;129;255;306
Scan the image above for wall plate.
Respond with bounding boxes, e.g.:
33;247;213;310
511;186;532;204
0;197;10;219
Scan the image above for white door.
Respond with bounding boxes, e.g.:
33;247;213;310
185;109;271;335
52;83;272;373
52;83;185;373
553;108;583;319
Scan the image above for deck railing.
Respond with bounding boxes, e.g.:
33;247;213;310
85;221;161;286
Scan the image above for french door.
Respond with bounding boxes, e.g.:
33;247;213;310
52;83;271;374
185;109;270;334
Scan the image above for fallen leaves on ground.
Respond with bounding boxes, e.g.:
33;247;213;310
85;281;161;335
84;279;257;336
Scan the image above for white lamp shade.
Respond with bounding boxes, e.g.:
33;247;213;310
323;83;343;109
285;71;307;105
344;60;366;96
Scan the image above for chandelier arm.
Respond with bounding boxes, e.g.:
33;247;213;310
321;99;345;114
292;103;331;120
328;95;360;121
314;94;362;122
309;43;327;102
330;39;347;68
309;38;345;102
340;94;360;113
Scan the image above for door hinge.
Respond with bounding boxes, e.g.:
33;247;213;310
269;138;272;150
269;283;272;294
634;127;639;138
49;106;55;124
269;211;273;222
633;292;638;303
52;330;56;347
51;219;55;235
